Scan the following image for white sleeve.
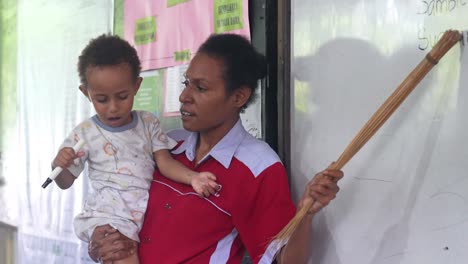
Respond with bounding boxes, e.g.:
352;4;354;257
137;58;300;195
58;129;88;178
141;111;177;153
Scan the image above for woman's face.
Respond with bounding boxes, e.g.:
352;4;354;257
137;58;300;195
179;53;241;135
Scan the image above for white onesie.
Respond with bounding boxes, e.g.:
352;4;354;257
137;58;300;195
59;110;176;242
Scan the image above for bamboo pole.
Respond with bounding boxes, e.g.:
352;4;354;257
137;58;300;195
275;30;461;242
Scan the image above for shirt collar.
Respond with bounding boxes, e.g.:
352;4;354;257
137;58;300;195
171;119;248;168
92;111;138;132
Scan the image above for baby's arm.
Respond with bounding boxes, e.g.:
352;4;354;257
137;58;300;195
154;149;219;197
51;147;84;189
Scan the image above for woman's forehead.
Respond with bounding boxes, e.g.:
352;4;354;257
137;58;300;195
186;53;224;79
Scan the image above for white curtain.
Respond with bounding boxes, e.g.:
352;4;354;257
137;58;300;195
15;1;113;263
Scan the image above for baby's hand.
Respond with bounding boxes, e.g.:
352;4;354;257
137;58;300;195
191;172;221;197
52;147;84;169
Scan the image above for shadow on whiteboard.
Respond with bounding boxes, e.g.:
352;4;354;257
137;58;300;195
291;37;468;263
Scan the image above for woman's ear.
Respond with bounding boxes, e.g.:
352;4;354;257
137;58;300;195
79;85;91;101
232;86;252;108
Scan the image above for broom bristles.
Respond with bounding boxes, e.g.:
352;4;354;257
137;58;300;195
274;205;309;240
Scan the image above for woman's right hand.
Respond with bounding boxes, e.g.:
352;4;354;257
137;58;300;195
88;225;137;263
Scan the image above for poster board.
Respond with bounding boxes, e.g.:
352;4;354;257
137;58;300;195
124;0;250;70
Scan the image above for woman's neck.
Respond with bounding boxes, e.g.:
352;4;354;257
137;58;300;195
194;116;240;163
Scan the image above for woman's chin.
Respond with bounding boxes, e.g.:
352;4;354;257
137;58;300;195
181;121;197;132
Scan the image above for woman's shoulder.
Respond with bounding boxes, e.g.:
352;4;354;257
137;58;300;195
235;134;283;176
241;133;278;157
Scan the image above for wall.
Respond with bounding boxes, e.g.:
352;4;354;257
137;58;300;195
0;222;17;264
0;0;18;227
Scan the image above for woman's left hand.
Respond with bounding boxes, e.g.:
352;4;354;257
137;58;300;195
298;168;343;214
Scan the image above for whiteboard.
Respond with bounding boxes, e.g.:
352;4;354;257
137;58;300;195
290;1;468;263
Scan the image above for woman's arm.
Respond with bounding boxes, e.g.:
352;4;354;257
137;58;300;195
277;169;343;263
277;214;314;263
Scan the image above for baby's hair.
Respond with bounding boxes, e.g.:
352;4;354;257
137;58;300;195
197;33;267;111
78;34;141;86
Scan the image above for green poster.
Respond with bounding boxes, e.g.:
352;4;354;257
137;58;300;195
214;0;244;33
113;0;124;37
174;49;191;62
167;0;191;7
134;16;156;45
134;70;181;131
134;72;163;113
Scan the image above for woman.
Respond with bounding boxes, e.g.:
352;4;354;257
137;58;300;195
88;33;343;264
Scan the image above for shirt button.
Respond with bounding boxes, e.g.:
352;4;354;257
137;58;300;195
142;237;151;243
164;203;171;209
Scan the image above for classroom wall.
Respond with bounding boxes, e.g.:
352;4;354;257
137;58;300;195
0;0;17;182
0;0;18;229
0;222;17;264
0;0;17;152
1;3;19;263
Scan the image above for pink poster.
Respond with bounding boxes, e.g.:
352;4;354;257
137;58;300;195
124;0;250;70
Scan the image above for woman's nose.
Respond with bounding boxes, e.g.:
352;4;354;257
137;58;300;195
179;86;191;103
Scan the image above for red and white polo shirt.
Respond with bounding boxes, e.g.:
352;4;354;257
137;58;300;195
139;120;296;264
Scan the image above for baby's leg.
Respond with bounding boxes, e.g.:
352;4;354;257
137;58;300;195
113;252;140;264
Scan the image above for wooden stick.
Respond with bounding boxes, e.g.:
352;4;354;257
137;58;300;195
275;30;461;242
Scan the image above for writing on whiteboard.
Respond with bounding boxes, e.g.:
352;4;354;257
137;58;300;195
418;27;446;50
418;0;466;16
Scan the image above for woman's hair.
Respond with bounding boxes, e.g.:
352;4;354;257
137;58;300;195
77;34;141;86
197;33;267;111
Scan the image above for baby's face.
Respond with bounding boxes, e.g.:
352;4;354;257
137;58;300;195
81;63;141;127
